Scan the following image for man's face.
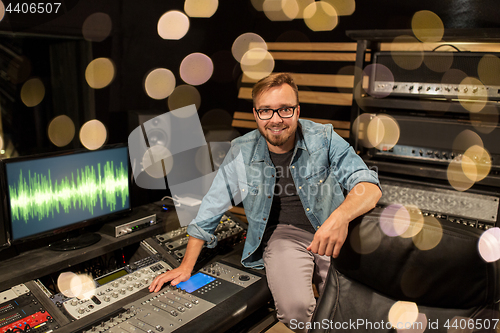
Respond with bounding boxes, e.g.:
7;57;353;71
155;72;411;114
253;84;300;153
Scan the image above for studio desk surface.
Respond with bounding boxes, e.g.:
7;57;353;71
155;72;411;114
0;202;273;333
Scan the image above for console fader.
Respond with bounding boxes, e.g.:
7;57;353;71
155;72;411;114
79;262;262;333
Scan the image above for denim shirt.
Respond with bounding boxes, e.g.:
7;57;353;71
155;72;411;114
186;119;380;269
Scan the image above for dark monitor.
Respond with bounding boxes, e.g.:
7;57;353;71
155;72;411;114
0;144;131;251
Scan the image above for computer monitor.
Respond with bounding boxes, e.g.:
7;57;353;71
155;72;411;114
0;144;131;251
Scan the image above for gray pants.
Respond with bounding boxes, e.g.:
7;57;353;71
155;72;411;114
263;224;331;333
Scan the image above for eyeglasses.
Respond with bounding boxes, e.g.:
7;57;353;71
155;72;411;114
255;105;298;120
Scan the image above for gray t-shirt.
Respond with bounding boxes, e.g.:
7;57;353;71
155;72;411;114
262;150;315;247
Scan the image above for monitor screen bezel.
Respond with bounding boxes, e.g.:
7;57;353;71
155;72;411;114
0;143;133;247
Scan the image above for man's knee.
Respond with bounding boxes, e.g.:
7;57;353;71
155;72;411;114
276;298;315;331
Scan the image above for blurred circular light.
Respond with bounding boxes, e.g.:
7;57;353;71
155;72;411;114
263;0;299;21
158;11;189;40
232;33;267;63
391;35;423;70
0;1;4;22
399;205;424;239
303;1;338;32
0;136;3;151
388;301;419;329
82;12;112;42
478;54;500;86
350;219;382;254
170;104;198;119
168;84;201;111
396;313;427;333
411;10;444;43
21;78;45;107
48;115;75;147
452;129;484;152
241;48;275;80
251;0;265;11
478;228;500;262
294;0;314;18
447;156;475;192
379;204;410;237
363;64;395;98
143;145;173;178
180;53;214;86
323;0;355;16
80;120;107;150
412;216;443;251
72;274;96;300
85;58;115;89
374;114;400;151
144;68;176;100
352;113;380;148
195;145;213;175
185;0;218;18
458;77;487;113
463;145;491;182
57;272;79;298
424;50;453;73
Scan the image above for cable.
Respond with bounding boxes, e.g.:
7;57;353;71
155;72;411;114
432;44;462;52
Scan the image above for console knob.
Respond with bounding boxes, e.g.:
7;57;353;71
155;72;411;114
239;275;250;281
112;292;119;298
78;307;86;314
120;288;126;294
70;299;78;306
127;285;134;291
104;295;111;302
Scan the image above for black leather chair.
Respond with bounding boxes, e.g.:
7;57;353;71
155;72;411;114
310;207;500;333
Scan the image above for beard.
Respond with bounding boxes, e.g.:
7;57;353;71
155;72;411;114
258;123;297;148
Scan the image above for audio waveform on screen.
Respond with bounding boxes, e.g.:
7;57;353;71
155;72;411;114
8;162;129;223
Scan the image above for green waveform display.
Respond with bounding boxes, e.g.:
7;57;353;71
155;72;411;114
9;161;129;223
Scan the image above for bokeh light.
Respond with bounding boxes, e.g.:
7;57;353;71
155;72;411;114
452;129;484;153
241;48;275;80
79;119;107;150
323;0;355;16
85;58;115;89
180;53;214;86
170;104;198;119
303;1;338;32
388;301;419;330
48;115;75;147
458;77;487;113
263;0;299;21
0;1;5;22
462;145;491;182
412;216;443;251
374;114;400;151
350;219;382;255
0;136;3;151
158;11;189;40
396;313;427;333
478;54;500;86
142;145;173;178
391;36;423;71
57;272;96;300
57;272;79;298
478;228;500;262
144;68;176;100
423;50;453;73
82;12;112;42
411;10;444;43
447;155;475;192
185;0;218;18
168;85;201;111
21;78;45;107
400;205;424;238
232;33;267;63
363;64;395;98
294;0;314;18
251;0;265;11
379;204;410;237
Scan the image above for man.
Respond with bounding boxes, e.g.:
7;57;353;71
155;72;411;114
150;73;381;332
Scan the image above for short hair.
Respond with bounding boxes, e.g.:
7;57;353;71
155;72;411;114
251;73;299;107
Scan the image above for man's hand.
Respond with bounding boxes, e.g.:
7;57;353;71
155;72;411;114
307;217;349;257
148;265;192;293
